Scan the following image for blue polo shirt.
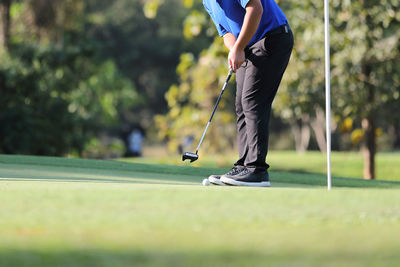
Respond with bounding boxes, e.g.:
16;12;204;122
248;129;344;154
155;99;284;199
203;0;288;47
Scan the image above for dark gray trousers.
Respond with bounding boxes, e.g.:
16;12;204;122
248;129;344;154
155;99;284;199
234;27;293;172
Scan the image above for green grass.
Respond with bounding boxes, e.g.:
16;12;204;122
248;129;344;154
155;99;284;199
125;150;400;181
1;154;400;266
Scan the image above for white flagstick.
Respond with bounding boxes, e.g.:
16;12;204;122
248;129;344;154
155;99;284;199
324;0;332;190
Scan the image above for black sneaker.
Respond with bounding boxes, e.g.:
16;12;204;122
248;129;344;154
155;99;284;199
221;168;270;187
208;167;243;186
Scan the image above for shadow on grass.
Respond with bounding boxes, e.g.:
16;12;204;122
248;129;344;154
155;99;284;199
0;249;397;267
0;250;270;267
272;171;400;188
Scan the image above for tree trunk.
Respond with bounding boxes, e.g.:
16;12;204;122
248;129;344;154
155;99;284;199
362;116;376;179
0;0;11;50
310;106;327;152
389;124;400;149
360;0;377;180
361;63;376;180
291;114;311;153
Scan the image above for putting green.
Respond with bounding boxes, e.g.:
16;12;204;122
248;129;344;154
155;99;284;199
0;155;400;266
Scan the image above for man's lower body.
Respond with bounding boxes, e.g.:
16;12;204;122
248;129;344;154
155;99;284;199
220;25;294;186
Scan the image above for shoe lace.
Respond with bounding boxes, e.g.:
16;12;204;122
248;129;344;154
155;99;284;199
226;167;242;176
238;168;250;176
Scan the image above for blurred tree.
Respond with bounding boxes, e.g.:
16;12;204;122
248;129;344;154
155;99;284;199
330;0;400;179
0;0;140;156
27;0;84;43
1;0;213;156
276;1;329;153
278;0;400;179
83;0;212;130
0;45;86;155
0;39;139;155
0;0;11;50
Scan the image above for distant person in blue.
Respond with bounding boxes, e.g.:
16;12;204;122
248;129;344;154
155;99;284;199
128;128;144;157
204;0;293;186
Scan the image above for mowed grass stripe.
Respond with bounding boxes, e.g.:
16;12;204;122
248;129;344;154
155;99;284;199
0;163;199;185
0;154;214;177
0;162;309;188
1;155;400;188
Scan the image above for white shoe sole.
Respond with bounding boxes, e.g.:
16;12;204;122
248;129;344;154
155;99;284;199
208;175;226;186
221;176;270;187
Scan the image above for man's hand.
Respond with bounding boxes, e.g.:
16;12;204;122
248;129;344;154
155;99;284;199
228;0;263;72
224;33;244;72
228;46;246;72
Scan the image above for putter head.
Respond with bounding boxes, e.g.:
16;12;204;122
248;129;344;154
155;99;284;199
182;152;199;163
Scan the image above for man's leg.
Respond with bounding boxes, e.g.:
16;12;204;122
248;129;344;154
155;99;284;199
242;32;293;172
234;66;248;167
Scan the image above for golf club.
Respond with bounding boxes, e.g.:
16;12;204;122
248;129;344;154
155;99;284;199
182;68;234;163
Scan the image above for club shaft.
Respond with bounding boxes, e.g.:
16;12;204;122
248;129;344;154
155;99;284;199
196;121;211;153
195;69;233;154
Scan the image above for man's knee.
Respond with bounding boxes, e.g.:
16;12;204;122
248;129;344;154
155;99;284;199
235;97;243;116
242;99;268;121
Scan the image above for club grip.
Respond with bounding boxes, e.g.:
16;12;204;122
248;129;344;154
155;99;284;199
226;68;234;83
